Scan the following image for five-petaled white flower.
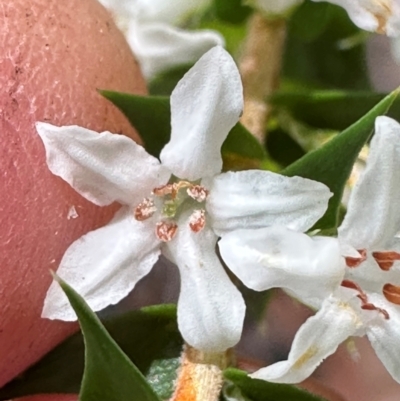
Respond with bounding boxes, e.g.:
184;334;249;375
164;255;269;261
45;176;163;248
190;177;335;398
37;46;332;352
236;116;400;383
98;0;224;79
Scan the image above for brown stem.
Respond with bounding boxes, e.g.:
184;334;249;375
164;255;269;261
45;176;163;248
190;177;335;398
170;345;230;401
239;13;286;143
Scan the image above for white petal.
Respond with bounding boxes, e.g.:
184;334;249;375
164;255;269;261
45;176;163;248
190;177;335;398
128;23;224;80
219;226;344;308
36;123;170;206
339;117;400;250
250;296;363;383
312;0;400;36
136;0;212;25
160;46;243;181
42;207;161;320
206;170;332;236
165;211;246;352
366;293;400;383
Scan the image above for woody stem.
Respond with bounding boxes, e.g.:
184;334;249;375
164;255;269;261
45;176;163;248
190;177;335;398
239;13;287;144
170;345;229;401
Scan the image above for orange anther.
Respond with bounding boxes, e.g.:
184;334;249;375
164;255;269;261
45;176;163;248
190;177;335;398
372;251;400;271
345;249;367;268
189;210;206;233
155;221;178;242
383;283;400;305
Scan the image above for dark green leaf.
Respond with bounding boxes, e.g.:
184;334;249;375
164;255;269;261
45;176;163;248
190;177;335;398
271;90;400;131
289;1;331;42
60;277;160;401
100;91;266;164
282;89;399;229
224;368;327;401
284;4;370;90
149;65;193;96
0;300;182;401
101;92;171;157
213;0;252;24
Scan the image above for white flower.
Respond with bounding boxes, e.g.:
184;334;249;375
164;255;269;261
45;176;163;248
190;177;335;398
312;0;400;36
98;0;224;79
245;116;400;383
37;46;332;352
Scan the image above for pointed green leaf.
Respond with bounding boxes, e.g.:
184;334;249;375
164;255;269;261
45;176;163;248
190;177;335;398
102;92;171;157
0;304;182;400
224;368;328;401
52;277;160;401
282;89;399;230
149;65;193;96
100;91;266;164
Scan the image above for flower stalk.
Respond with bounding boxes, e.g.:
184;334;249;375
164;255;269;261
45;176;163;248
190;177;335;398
239;13;287;143
171;345;229;401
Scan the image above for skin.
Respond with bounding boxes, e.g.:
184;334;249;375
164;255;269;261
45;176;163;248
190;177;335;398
0;0;146;390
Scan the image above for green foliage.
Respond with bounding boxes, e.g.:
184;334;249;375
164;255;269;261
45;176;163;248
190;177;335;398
271;90;400;131
283;89;399;229
149;65;193;96
213;0;252;24
284;2;370;90
224;369;327;401
100;91;266;165
61;277;160;401
289;1;331;42
0;296;182;400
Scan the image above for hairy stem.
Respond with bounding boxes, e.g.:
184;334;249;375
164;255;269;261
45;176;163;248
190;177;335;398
170;345;229;401
239;13;287;143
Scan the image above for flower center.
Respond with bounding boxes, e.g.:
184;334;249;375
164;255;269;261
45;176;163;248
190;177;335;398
133;180;209;242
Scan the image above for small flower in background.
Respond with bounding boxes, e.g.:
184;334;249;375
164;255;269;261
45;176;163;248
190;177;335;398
98;0;224;79
249;0;400;37
37;46;332;353
246;116;400;385
313;0;400;36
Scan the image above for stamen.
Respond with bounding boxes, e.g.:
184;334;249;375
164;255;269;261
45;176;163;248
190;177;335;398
345;249;367;268
134;198;156;221
153;184;174;197
187;185;209;203
342;280;390;319
361;303;390;320
372;251;400;271
189;210;206;233
341;280;368;303
383;283;400;305
155;221;178;242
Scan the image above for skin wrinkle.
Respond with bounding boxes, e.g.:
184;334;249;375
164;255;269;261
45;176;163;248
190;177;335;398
0;0;146;388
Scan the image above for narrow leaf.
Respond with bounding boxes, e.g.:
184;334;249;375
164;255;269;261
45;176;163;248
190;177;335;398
0;304;181;400
282;89;399;229
56;276;160;401
224;368;327;401
270;90;399;131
